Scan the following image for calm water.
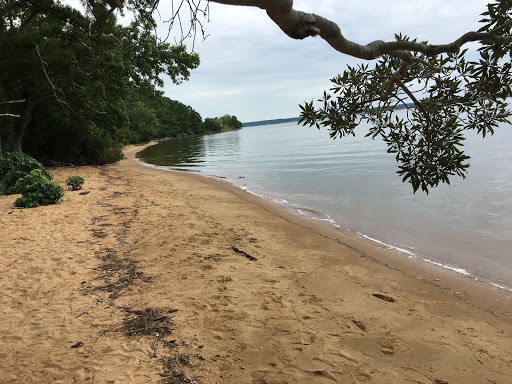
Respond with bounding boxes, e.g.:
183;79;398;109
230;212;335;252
137;118;512;291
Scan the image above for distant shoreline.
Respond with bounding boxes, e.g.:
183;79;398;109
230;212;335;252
242;116;300;127
241;102;424;127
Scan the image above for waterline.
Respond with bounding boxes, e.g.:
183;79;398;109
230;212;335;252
137;119;512;293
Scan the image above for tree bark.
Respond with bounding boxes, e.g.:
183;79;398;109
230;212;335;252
11;97;39;153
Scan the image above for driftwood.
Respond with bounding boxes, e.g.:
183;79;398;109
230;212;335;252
232;246;257;261
372;293;396;302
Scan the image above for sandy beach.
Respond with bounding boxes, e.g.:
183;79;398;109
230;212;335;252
1;144;511;384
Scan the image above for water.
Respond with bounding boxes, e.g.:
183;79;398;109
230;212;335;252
137;118;512;291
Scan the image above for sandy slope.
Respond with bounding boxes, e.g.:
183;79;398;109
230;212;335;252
0;144;511;384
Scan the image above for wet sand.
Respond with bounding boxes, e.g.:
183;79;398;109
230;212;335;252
1;144;511;383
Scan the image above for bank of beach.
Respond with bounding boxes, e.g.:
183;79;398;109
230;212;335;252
1;144;511;383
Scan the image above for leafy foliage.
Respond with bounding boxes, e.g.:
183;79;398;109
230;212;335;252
14;169;64;208
0;0;200;163
0;152;53;194
203;118;223;133
0;0;240;164
65;175;85;190
299;6;512;193
136;92;205;139
204;115;242;133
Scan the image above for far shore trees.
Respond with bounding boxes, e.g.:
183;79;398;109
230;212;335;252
204;115;243;132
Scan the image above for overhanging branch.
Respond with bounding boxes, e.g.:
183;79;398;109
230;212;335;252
0;99;27;105
33;43;82;116
34;43;65;105
208;0;512;60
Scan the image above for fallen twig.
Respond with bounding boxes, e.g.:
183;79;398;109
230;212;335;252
232;246;257;261
372;293;396;302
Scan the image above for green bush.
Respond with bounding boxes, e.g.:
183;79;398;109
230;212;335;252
65;175;85;190
14;169;64;208
0;152;53;195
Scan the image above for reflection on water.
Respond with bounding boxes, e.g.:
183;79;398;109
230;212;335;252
139;132;242;172
137;120;512;290
138;136;206;171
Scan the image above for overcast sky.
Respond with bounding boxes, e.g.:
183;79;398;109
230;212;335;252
66;1;491;122
155;0;490;122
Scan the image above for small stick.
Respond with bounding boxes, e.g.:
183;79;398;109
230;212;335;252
232;246;257;261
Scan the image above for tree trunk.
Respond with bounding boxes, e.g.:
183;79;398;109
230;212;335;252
11;97;37;153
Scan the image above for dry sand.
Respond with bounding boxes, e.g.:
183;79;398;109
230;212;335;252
1;144;511;384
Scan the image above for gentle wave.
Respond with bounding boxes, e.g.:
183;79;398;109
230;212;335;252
357;231;512;294
357;233;416;257
421;259;471;277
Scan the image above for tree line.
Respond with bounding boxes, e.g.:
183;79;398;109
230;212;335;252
0;0;241;165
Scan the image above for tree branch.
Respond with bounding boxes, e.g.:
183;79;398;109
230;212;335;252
208;0;512;59
395;79;430;123
19;10;39;33
0;99;27;105
34;43;82;116
34;43;65;105
382;62;410;100
0;113;21;118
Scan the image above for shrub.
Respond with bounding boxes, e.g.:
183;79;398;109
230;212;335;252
65;175;85;190
14;169;64;208
0;152;53;195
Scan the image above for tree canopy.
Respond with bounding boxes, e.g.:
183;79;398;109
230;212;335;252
0;0;238;164
204;115;243;133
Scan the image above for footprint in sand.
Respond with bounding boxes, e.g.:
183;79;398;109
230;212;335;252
380;343;395;355
352;319;367;332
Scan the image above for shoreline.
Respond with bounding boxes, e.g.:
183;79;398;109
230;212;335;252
135;143;512;298
1;144;511;383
